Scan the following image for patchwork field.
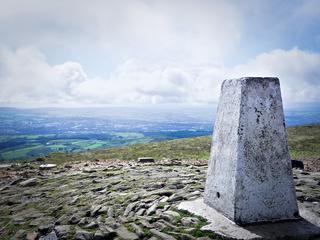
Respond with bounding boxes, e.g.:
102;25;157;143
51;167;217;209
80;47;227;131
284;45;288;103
38;125;320;171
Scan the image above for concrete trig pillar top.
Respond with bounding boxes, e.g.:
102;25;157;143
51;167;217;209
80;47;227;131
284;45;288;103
204;77;299;225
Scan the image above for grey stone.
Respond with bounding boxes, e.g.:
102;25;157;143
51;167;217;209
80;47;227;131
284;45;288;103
204;77;299;225
168;194;183;202
107;206;114;218
54;225;70;239
39;164;57;170
39;231;58;240
69;215;81;224
98;206;109;214
146;201;159;216
116;226;139;240
149;229;176;240
0;164;11;169
136;208;146;216
159;196;169;203
124;201;139;216
143;189;174;197
139;219;153;228
179;233;195;240
181;217;199;227
12;229;27;239
93;230;114;240
19;178;38;187
75;229;94;240
91;205;102;217
138;157;155;163
162;211;180;223
29;217;55;227
83;168;96;173
129;223;145;238
38;223;54;235
26;231;38;240
85;221;98;228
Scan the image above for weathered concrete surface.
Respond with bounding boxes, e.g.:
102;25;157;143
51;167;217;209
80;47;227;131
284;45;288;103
178;198;320;239
204;77;299;225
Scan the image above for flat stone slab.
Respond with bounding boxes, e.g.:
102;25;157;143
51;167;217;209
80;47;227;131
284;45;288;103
0;164;11;168
39;164;57;170
178;198;320;239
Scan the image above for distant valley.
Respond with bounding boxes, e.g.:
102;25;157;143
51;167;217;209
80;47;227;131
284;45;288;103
0;106;319;161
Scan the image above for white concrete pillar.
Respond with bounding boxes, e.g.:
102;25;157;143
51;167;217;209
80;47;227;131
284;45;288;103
204;77;299;225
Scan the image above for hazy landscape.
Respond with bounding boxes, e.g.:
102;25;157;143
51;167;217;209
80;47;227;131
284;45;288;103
1;106;319;161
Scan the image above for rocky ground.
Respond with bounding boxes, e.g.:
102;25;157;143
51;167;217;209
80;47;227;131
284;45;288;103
0;159;319;240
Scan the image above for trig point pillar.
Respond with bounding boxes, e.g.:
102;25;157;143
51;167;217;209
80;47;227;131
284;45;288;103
204;77;299;225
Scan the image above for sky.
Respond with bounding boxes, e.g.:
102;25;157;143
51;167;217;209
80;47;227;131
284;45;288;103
0;0;319;108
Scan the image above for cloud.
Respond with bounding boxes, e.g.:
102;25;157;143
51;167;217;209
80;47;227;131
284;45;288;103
231;48;320;103
0;0;243;67
0;47;87;106
1;46;319;107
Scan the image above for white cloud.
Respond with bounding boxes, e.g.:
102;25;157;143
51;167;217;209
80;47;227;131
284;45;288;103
0;47;319;107
0;47;87;106
231;48;320;103
0;0;243;66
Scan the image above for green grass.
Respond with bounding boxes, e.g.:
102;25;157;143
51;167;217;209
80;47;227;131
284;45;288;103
287;125;320;159
43;135;212;164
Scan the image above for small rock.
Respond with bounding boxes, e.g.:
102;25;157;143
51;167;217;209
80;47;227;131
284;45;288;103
153;221;166;231
26;231;38;240
129;223;144;238
39;231;58;240
181;217;199;227
146;201;159;216
85;222;98;228
150;229;176;240
54;225;70;239
138;157;155;163
29;217;54;228
0;164;12;169
98;225;117;239
291;160;304;169
107;207;114;218
69;215;81;224
136;208;146;216
98;206;109;214
83;168;96;173
64;164;72;169
143;189;174;197
124;201;139;216
38;223;54;235
91;205;102;217
116;226;139;240
71;196;79;204
39;164;57;170
162;210;181;223
168;194;183;202
159;196;169;203
19;178;38;187
93;230;113;240
75;229;94;240
139;219;153;228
